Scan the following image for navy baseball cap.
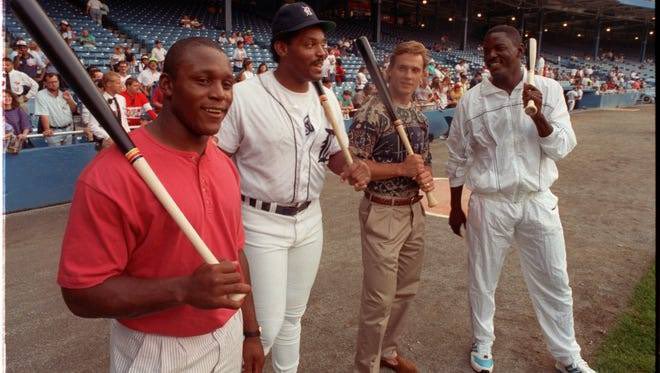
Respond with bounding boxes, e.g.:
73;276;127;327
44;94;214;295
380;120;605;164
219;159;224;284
271;2;335;39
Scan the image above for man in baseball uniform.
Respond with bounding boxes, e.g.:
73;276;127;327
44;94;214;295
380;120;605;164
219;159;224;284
217;3;370;373
348;41;435;373
446;25;595;373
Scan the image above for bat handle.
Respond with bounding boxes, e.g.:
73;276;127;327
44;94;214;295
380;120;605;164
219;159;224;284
131;157;247;302
524;71;538;116
394;122;438;207
525;100;538;116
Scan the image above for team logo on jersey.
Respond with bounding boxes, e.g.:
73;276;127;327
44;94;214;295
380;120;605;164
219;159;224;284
304;115;315;136
318;128;335;163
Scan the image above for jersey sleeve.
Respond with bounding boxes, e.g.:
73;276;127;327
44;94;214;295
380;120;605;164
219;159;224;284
216;92;243;154
57;181;131;289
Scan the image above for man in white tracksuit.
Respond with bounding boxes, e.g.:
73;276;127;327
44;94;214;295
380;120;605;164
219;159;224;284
446;25;596;373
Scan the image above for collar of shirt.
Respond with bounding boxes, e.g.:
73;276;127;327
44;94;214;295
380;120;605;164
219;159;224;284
480;66;527;96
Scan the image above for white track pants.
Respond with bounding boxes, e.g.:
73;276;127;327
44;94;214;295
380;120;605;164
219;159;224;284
466;190;581;365
242;200;323;373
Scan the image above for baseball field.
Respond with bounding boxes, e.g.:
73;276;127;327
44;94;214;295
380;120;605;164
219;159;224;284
5;105;655;372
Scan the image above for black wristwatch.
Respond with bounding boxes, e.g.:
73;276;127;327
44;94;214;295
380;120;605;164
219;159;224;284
244;326;261;338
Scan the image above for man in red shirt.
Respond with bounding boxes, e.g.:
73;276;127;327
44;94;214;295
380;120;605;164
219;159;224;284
57;37;265;373
120;77;157;126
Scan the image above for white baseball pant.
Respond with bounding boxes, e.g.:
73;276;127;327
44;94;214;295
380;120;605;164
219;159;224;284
241;199;324;373
109;310;243;372
466;190;583;366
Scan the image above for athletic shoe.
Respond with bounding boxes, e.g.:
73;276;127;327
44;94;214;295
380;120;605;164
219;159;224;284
470;343;494;373
555;358;597;373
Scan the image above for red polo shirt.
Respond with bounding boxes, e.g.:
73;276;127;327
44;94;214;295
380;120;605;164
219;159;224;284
57;128;244;337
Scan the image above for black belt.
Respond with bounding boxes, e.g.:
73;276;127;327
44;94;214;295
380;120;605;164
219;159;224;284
51;124;72;129
241;195;311;216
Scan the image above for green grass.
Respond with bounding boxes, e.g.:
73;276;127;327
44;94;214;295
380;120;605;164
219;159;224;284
594;264;656;372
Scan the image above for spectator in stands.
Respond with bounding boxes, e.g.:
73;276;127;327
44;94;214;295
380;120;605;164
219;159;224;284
179;15;191;28
414;77;433;104
110;45;126;71
326;48;337;81
218;31;229;45
124;52;138;75
116;61;132;88
460;73;470;93
228;32;237;45
120;77;157;127
355;66;368;91
257;63;268;74
88;72;129;148
340;90;354;119
86;0;103;26
469;71;483;89
454;59;467;79
565;85;580;112
28;41;48;68
606;79;617;91
137;58;161;97
449;82;463;105
231;41;247;73
59;20;74;46
321;76;333;90
595;83;608;95
235;31;244;43
3;57;39;110
34;73;78;146
426;59;437;78
13;40;42;82
99;1;110;26
137;54;150;73
3;89;31;143
150;81;163;113
431;77;449;110
87;67;104;85
536;54;545;75
78;29;96;48
236;59;255;82
190;18;202;29
244;30;254;45
151;40;167;71
353;82;374;109
335;58;346;85
580;74;593;88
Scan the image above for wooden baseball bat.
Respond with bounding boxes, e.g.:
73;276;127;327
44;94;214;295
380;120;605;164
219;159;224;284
355;36;438;207
10;0;246;301
311;81;353;165
524;38;538;116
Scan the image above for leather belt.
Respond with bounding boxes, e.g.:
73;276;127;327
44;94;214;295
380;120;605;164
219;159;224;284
241;195;311;216
364;191;423;206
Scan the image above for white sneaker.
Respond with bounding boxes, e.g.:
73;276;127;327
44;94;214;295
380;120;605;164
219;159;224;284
470;343;494;372
555;358;597;373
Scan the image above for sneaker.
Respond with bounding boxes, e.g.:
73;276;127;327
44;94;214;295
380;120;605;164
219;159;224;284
555;358;597;373
470;343;494;373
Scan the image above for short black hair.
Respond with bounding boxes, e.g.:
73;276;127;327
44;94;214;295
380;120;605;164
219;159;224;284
163;37;224;80
270;32;296;63
484;25;522;45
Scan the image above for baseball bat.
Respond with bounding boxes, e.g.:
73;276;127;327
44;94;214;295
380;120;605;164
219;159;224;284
10;0;246;301
311;81;353;165
524;38;538;116
355;36;438;207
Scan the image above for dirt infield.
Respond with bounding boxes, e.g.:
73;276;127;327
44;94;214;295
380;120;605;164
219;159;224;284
4;105;655;372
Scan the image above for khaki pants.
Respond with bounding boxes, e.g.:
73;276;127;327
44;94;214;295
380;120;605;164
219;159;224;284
354;197;426;373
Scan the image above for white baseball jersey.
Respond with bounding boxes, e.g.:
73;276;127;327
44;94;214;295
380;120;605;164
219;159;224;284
218;71;346;205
